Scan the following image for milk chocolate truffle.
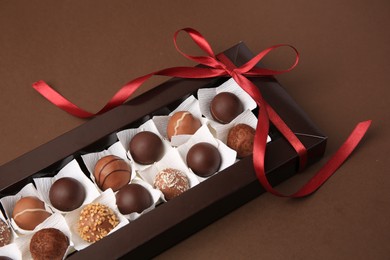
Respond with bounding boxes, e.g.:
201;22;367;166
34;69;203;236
94;155;131;192
154;168;190;200
227;124;255;158
0;219;11;247
116;184;153;215
49;177;86;212
167;111;201;140
30;228;69;260
186;142;222;178
78;203;119;243
210;92;243;124
12;197;51;230
129;131;164;164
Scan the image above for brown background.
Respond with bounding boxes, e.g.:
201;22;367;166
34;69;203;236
0;0;389;259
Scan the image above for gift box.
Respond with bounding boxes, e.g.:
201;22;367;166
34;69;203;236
0;42;326;259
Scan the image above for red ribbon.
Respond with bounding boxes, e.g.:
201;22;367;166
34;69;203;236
32;28;371;198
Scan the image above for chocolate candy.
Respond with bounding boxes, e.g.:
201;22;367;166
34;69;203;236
78;203;119;243
94;155;131;192
129;131;164;164
30;228;69;260
49;177;86;212
167;111;201;140
227;124;255;158
0;219;11;247
154;168;190;200
0;257;13;260
186;142;221;177
210;92;243;124
116;184;153;215
12;196;51;230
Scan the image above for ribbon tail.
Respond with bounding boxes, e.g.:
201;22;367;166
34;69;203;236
291;120;372;197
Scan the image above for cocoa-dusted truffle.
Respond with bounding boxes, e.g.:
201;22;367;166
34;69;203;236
186;142;222;178
94;155;131;192
116;184;153;215
167;111;201;140
77;203;119;243
154;168;190;200
12;196;51;230
49;177;86;212
129;131;164;164
30;228;69;260
0;219;11;247
210;92;243;124
227;124;255;158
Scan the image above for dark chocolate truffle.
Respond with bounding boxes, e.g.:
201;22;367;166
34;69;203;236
94;155;131;192
30;228;69;260
227;124;255;158
129;131;164;164
0;257;13;260
0;219;11;247
167;111;201;140
154;168;190;200
210;92;243;124
49;177;86;212
116;184;153;215
12;196;51;230
186;142;222;177
77;203;119;243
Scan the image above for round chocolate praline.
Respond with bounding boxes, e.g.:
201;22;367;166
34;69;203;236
12;196;51;231
30;228;69;260
186;143;221;177
49;177;86;212
0;257;13;260
154;168;190;201
166;111;201;140
116;184;153;215
210;92;243;124
0;218;11;247
94;155;131;192
129;131;164;165
227;124;255;158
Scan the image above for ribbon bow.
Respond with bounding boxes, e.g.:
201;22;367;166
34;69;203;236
32;28;371;198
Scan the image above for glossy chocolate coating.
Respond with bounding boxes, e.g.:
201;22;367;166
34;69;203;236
94;155;131;192
186;143;221;177
0;257;13;260
210;92;243;124
30;228;69;260
0;219;11;247
12;196;51;230
116;184;153;215
154;168;189;201
166;111;201;140
227;124;255;158
49;177;86;211
129;131;164;164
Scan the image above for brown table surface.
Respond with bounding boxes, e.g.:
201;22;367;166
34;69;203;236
1;1;389;259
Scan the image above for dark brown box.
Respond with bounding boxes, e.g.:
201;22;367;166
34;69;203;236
0;42;327;259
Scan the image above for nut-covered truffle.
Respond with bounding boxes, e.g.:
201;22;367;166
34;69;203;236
167;111;201;140
12;196;51;230
77;203;119;243
129;131;164;164
154;168;190;200
116;184;153;215
49;177;86;212
94;155;131;192
0;219;11;247
227;124;255;158
186;142;222;178
30;228;69;260
210;92;243;124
